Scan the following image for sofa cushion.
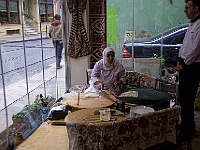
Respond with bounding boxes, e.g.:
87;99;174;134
87;69;157;89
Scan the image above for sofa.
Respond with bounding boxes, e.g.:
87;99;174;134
86;69;158;90
66;105;181;150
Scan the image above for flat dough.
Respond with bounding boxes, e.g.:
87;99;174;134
119;91;138;98
85;92;100;98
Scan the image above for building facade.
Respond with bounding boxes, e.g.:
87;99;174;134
0;0;60;25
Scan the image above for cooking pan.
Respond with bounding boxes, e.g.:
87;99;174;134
116;88;173;110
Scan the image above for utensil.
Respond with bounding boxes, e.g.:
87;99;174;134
77;91;80;105
102;89;113;95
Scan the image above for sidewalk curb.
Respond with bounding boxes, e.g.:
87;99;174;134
0;34;50;44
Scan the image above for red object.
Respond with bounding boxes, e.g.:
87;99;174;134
122;46;132;58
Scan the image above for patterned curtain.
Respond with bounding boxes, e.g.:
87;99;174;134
89;0;106;68
67;0;91;58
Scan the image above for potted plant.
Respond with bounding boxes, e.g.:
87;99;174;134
0;123;26;149
12;111;27;123
12;94;55;124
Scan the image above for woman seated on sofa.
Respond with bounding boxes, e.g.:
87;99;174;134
85;47;126;95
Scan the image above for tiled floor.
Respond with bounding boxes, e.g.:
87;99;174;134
179;110;200;150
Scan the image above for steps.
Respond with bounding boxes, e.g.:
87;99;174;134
24;23;39;35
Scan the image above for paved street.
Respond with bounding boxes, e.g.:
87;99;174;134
0;26;66;132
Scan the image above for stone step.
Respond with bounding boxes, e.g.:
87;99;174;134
24;24;39;35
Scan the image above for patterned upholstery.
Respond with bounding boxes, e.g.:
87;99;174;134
121;71;157;89
86;69;158;89
66;106;181;150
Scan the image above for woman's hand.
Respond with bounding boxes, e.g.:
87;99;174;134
95;81;104;90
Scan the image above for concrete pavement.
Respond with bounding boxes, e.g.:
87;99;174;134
0;23;50;42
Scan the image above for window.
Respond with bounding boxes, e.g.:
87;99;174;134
39;0;53;22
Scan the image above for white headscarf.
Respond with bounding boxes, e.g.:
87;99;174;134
103;47;116;70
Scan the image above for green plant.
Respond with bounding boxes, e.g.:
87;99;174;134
152;53;165;67
12;111;27;119
12;94;53;122
35;94;52;107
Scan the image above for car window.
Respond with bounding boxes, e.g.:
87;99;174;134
150;24;188;43
170;30;186;45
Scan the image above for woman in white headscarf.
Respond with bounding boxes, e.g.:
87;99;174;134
85;47;126;95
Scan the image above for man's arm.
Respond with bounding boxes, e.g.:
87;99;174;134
49;26;52;38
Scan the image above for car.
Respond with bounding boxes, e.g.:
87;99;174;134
122;23;189;67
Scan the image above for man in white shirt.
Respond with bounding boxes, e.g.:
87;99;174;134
173;0;200;142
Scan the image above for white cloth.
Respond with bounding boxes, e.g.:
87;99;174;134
178;19;200;65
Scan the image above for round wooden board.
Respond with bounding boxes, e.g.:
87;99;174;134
65;108;126;124
62;92;117;109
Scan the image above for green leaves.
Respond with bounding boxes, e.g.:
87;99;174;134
12;95;52;119
152;53;165;67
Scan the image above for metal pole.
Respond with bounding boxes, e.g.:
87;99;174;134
0;40;10;147
159;0;165;90
62;0;71;91
132;0;134;71
38;1;47;97
20;0;31;108
46;25;48;36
